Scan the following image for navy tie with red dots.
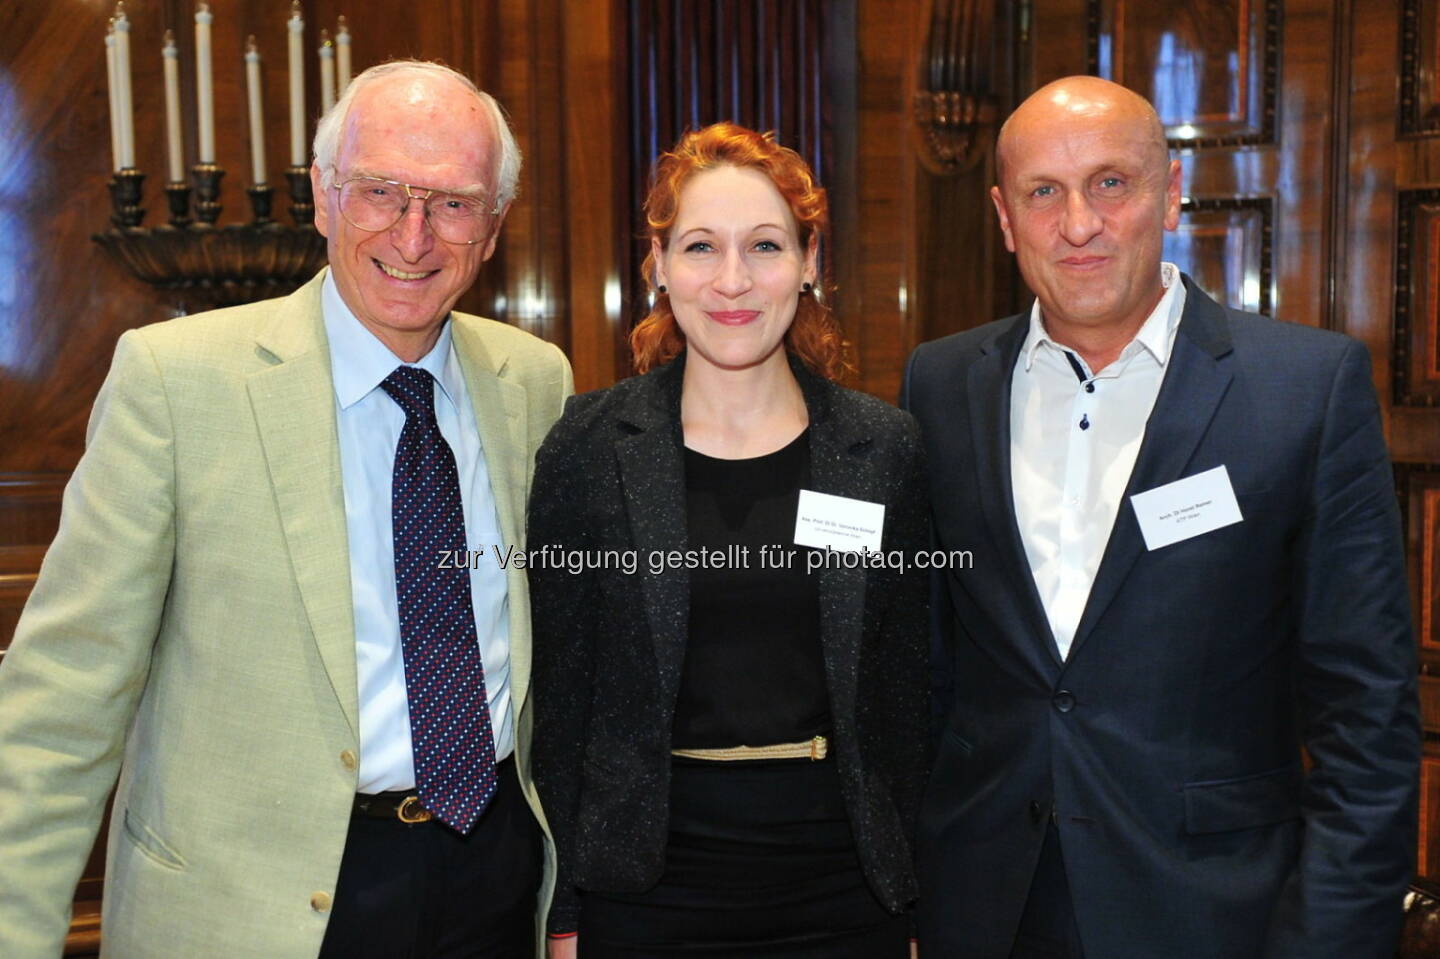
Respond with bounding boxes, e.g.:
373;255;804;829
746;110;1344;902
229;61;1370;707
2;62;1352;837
380;365;497;834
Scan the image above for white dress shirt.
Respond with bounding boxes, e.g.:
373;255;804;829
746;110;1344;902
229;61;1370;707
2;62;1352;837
1010;263;1186;660
322;273;513;793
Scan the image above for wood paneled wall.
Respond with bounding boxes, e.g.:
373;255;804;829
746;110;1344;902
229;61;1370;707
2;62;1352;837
1348;0;1440;878
3;0;1439;950
624;0;828;347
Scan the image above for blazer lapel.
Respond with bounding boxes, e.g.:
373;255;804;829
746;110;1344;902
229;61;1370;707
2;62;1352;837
450;318;534;712
1067;280;1235;660
614;362;692;699
451;319;527;548
247;271;359;737
967;317;1060;674
800;372;872;733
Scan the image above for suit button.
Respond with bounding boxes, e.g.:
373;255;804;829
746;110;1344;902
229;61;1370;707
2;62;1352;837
1052;690;1076;713
340;749;358;771
1029;800;1043;824
310;892;332;912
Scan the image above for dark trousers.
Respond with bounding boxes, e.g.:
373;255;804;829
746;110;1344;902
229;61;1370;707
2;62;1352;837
1010;823;1086;959
319;758;542;959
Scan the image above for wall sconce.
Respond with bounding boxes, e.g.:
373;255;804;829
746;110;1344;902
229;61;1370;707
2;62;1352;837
914;0;999;175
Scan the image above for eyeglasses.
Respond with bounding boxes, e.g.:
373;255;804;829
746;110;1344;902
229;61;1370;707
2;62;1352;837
330;172;501;245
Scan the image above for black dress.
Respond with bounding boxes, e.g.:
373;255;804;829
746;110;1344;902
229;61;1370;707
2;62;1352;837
577;431;909;958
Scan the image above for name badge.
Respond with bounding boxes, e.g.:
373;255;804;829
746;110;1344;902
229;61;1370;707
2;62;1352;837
794;490;885;553
1129;465;1243;551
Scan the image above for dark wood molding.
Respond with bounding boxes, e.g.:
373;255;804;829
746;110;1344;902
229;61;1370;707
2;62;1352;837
1178;195;1275;316
1395;188;1440;407
1322;0;1352;333
0;472;69;500
1401;0;1431;136
0;471;67;655
1396;462;1440;667
1085;0;1281;150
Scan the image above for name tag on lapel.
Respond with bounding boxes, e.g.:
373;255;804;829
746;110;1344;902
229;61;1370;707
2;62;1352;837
1130;465;1243;551
794;490;885;553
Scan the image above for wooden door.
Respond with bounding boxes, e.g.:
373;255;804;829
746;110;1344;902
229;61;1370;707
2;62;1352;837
1345;0;1440;881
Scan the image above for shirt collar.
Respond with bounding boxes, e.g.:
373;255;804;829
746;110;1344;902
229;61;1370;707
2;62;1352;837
1020;262;1187;373
321;270;461;412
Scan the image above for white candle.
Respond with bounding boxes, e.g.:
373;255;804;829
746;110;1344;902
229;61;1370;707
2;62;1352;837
287;2;306;167
195;3;215;164
245;38;267;185
162;31;184;182
319;31;336;115
114;3;135;169
336;17;351;93
105;26;121;173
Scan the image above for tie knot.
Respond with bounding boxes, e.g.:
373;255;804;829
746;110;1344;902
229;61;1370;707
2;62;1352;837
380;366;437;424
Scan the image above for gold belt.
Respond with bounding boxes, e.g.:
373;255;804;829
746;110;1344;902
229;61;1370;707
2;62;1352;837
671;735;828;762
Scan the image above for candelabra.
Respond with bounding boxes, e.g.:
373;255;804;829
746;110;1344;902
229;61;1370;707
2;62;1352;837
93;162;326;312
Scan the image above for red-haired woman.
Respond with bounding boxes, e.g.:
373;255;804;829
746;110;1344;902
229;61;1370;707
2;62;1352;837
530;123;928;958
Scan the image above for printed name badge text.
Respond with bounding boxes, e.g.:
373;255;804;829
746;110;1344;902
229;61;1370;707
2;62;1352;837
1129;465;1243;551
794;489;885;554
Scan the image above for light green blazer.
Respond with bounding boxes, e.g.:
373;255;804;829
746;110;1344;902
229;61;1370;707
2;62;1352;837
0;270;573;957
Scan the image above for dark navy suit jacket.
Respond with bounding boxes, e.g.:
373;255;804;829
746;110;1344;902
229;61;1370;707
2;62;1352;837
901;278;1419;958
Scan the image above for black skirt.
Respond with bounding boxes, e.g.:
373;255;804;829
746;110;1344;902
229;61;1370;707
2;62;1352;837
577;756;908;958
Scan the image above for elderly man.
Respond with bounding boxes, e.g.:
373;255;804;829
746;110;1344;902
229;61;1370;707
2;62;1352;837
0;61;571;958
903;76;1419;958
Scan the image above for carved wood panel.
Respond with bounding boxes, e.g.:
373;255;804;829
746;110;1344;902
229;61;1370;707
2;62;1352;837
1168;197;1274;314
903;0;1025;385
1347;0;1440;883
1402;0;1440;135
1088;0;1281;148
1400;466;1440;662
1396;189;1440;407
1025;0;1328;332
1348;0;1440;681
0;475;64;656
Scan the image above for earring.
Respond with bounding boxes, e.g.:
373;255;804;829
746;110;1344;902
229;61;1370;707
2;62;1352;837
657;284;668;294
801;282;813;294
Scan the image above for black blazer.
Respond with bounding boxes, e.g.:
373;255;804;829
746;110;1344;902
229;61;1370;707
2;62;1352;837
902;279;1419;959
529;353;930;933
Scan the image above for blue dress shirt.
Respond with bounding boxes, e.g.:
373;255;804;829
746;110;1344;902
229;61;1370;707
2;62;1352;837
322;272;512;793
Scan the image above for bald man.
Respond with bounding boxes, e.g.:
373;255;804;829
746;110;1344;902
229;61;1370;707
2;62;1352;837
902;77;1418;958
0;61;570;958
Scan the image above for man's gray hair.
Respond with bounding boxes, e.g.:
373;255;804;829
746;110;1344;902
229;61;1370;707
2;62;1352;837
311;60;522;208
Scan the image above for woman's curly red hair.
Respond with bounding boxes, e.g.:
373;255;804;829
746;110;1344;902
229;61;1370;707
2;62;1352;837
630;123;852;380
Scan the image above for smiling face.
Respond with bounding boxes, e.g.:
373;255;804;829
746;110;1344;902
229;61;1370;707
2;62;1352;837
653;164;817;377
311;74;507;360
991;77;1181;341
